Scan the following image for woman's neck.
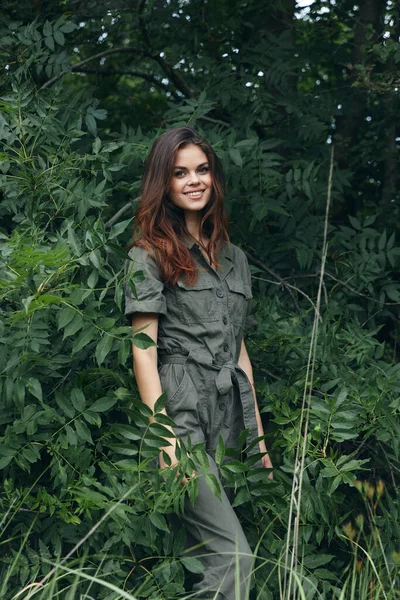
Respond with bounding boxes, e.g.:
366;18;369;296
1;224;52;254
184;212;202;243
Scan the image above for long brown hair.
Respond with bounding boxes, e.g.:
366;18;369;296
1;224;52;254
132;127;229;286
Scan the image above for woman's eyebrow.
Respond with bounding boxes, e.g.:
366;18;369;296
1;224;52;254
174;162;209;170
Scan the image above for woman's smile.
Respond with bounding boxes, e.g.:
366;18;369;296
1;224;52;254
183;188;206;198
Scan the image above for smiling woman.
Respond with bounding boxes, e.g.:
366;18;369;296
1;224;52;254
124;127;273;599
132;127;228;286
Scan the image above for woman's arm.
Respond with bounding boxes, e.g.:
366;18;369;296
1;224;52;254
238;339;273;478
130;313;181;473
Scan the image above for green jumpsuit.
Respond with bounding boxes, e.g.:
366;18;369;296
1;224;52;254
124;238;260;599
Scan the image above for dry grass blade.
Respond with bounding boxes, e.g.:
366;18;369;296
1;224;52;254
281;144;335;599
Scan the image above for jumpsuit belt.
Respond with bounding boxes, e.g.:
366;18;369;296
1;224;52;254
159;351;260;455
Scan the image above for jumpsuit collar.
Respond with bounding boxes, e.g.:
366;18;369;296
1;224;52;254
182;235;234;280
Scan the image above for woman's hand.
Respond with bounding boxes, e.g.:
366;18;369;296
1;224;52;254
259;439;273;480
159;444;193;485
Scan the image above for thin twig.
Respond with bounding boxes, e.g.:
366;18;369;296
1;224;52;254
284;271;400;307
325;271;400;306
198;115;231;128
252;275;321;321
246;251;300;311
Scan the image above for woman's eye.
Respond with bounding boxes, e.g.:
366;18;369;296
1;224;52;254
174;171;185;178
199;166;209;173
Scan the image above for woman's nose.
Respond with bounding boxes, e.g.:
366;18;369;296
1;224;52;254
188;171;200;185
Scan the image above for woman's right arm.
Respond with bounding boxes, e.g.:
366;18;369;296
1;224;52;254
130;312;179;471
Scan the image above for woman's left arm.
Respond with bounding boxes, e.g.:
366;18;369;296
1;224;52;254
238;339;273;479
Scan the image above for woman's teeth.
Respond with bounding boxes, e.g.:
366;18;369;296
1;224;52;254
185;190;204;198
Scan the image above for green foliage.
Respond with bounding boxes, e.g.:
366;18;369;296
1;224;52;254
0;3;399;599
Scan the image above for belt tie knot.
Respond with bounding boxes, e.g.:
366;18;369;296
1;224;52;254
215;362;236;395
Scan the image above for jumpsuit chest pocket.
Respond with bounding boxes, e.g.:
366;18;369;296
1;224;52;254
226;275;252;327
175;274;219;324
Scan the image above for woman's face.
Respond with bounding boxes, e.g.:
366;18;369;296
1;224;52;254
169;144;213;213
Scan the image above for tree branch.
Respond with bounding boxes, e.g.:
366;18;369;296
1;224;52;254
137;5;193;99
105;200;138;228
40;46;145;90
72;67;180;97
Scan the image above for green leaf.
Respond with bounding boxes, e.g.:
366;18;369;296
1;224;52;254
302;554;335;569
57;306;76;330
92;109;107;120
44;36;55;51
43;20;52;36
154;413;176;427
180;556;205;574
132;332;156;349
53;30;65;45
27;378;43;402
108;444;138;456
149;511;169;532
75;419;93;444
378;229;387;250
63;314;83;339
105;242;132;260
0;456;13;469
229;148;243;167
222;461;247;474
92;137;101;154
67;226;82;256
71;388;86;412
113;424;142;441
385;287;400;302
59;22;77;33
205;473;221;501
95;334;113;366
72;326;96;354
232;487;251;507
65;424;77;446
149;424;175;439
85;114;97;136
109;218;133;240
215;434;225;466
348;215;361;230
154;392;167;414
89;396;117;412
55;391;75;418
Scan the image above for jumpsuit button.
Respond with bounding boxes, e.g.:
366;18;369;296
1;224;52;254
216;289;224;298
223;343;229;352
219;402;226;410
222;315;228;325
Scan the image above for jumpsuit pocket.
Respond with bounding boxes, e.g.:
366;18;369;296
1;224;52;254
160;364;197;415
226;276;252;327
175;274;218;324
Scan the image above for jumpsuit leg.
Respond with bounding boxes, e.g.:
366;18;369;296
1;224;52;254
162;362;253;598
180;455;253;600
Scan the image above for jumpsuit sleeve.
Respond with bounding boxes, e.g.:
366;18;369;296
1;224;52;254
124;245;167;320
243;252;258;331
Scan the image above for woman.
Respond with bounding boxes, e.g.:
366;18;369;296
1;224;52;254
124;126;272;599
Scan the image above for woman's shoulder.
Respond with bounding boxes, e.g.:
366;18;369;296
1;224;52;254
225;242;249;266
125;243;162;279
127;243;156;263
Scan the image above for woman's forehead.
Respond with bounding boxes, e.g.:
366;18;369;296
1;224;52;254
175;144;208;167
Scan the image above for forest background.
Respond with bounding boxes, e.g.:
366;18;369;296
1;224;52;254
0;0;399;598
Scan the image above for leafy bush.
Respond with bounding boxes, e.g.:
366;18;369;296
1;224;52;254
0;14;399;600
